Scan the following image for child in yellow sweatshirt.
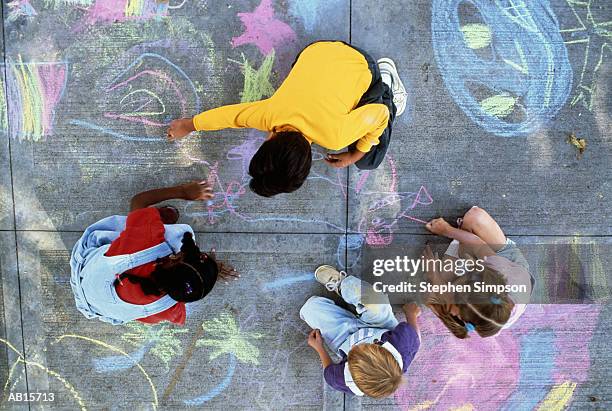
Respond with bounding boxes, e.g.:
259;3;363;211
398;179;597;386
167;41;407;197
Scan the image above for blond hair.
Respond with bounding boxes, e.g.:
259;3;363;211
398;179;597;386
347;343;403;398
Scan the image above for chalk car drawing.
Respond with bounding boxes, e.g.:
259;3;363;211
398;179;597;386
432;0;573;137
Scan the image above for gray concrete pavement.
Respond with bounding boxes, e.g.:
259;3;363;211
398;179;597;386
0;0;610;409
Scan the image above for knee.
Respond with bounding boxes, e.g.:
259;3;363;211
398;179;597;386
299;296;327;321
462;206;489;228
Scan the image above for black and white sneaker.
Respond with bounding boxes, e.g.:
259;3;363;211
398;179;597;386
377;57;407;116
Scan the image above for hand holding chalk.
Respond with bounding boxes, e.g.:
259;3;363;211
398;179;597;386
425;218;452;236
167;118;196;141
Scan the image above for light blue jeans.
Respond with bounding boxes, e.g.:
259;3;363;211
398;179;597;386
300;276;399;354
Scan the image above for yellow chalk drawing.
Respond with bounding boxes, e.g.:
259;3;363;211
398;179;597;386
450;405;474;411
537;381;577;411
408;400;435;411
125;0;146;17
121;322;188;370
460;23;492;49
561;0;611;111
196;312;264;365
235;50;276;103
53;334;158;410
0;338;86;410
480;93;517;118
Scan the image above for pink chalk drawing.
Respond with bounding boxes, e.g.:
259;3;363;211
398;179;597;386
397;304;602;409
2;60;68;141
181;131;433;244
83;0;169;26
231;0;297;55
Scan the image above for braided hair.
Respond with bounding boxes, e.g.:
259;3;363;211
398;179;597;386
114;233;218;302
427;267;514;339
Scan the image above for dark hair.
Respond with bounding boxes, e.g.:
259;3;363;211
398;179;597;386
114;233;218;302
248;131;312;197
427;267;514;339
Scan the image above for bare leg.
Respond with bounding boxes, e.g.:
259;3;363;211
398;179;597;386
459;207;507;252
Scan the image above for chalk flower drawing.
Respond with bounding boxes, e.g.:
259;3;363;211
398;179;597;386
561;0;611;111
196;312;264;365
234;50;276;103
121;322;189;370
182;313;264;405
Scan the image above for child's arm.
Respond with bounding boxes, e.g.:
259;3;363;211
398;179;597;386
308;329;333;368
426;218;496;259
130;181;213;211
401;303;421;332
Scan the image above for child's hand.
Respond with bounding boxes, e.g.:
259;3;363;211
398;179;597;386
308;329;325;351
425;218;452;236
167;118;196;141
325;150;364;168
180;181;214;201
402;302;421;318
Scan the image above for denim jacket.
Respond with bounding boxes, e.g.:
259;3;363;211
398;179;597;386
70;215;194;325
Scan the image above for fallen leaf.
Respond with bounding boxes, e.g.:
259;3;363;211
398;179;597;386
567;132;587;158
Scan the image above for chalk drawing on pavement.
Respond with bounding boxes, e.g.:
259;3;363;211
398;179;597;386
70;42;202;142
431;0;573;137
560;0;611;111
7;0;37;21
184;312;264;405
231;0;296;55
1;59;68;141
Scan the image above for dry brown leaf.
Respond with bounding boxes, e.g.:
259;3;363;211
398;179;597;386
567;132;587;158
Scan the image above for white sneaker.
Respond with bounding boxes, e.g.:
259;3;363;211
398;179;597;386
377;58;407;116
314;265;347;294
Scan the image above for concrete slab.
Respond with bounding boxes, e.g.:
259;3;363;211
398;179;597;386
16;230;345;409
0;232;27;408
0;32;15;230
343;233;611;410
350;0;612;236
5;0;349;233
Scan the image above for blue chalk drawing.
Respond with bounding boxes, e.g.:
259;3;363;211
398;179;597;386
501;329;555;410
431;0;573;136
72;52;200;142
261;273;314;290
93;343;151;373
289;0;345;33
183;354;237;406
69;119;162;142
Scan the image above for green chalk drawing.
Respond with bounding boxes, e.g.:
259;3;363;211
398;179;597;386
460;23;492;49
561;0;611;111
121;322;189;370
237;51;276;103
196;312;264;365
479;93;517;118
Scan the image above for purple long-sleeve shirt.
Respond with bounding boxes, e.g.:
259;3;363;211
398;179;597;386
323;322;420;394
